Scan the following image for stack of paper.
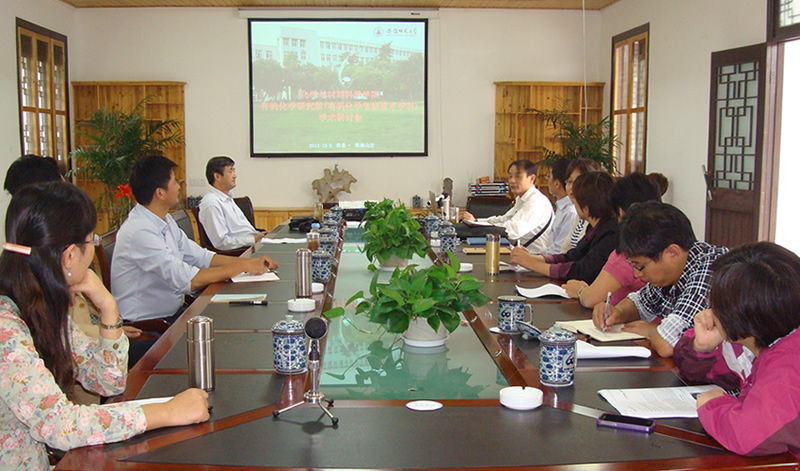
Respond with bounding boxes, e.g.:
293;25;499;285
555;319;644;342
516;283;569;298
210;293;267;304
231;271;280;283
262;237;306;244
598;385;722;418
576;340;651;359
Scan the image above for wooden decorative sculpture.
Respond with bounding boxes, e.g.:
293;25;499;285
312;165;358;203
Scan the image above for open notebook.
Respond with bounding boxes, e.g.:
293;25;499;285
555;319;644;342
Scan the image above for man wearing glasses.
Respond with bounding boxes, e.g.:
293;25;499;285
592;201;728;357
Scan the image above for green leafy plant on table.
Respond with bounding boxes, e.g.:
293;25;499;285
527;107;619;174
362;198;395;229
324;251;491;335
361;200;428;266
68;97;183;229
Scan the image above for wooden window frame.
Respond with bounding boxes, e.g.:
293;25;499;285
769;0;800;42
16;18;70;169
610;24;649;175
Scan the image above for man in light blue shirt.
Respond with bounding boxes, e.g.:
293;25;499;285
112;156;278;323
544;159;578;254
199;156;267;251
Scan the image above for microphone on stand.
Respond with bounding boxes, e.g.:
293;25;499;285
273;316;338;426
305;317;327;396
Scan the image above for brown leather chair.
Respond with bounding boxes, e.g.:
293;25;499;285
94;229;117;290
190;206;247;257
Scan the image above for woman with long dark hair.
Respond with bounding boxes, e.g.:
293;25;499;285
0;182;208;469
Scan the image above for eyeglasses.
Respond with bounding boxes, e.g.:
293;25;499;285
625;257;653;273
82;234;101;247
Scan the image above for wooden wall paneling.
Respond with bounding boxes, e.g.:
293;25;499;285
71;81;186;234
493;82;605;187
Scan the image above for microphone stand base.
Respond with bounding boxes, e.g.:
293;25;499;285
273;393;339;427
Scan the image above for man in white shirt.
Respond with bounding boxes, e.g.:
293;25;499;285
544;159;578;254
461;160;553;253
112;156;278;323
199;156;267;251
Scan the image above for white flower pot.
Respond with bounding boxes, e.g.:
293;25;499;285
401;317;448;348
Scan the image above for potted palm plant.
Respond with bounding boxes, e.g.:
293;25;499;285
361;199;428;269
324;251;491;347
69;97;183;229
528;107;619;173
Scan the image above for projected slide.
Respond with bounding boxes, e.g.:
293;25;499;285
249;19;427;157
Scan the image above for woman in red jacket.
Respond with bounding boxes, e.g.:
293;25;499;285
688;242;800;458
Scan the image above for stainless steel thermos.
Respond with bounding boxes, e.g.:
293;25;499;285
296;248;313;298
187;316;215;391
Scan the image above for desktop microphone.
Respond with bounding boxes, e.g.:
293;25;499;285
305;317;328;340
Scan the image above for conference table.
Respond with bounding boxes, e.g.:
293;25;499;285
56;222;799;470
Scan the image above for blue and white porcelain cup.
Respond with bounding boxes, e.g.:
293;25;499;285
319;234;337;257
423;214;440;237
312;249;332;283
538;326;577;387
271;315;307;375
497;295;532;332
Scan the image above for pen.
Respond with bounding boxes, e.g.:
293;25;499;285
603;291;612;332
230;300;269;306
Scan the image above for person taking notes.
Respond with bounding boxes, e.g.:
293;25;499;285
591;202;727;358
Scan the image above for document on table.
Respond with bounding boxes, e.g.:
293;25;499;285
500;261;530;272
598;385;723;418
262;237;306;244
555;319;644;342
462;247;512;255
576;340;651;359
463;219;496;227
517;283;569;298
231;271;280;283
210;293;267;303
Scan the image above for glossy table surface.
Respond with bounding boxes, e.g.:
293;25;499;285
56;223;798;470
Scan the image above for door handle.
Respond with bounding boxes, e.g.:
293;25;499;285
701;165;713;202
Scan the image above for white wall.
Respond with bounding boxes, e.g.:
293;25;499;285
67;7;603;210
3;1;770;241
0;0;76;237
599;0;767;240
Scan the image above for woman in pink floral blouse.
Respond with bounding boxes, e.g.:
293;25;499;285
0;182;209;470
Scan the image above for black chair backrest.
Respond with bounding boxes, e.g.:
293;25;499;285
172;209;195;242
234;196;256;227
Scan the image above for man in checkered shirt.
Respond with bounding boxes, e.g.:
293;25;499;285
592;201;728;357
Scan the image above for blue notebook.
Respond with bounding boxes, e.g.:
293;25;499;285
466;237;511;246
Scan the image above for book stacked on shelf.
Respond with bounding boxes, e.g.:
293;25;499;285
468;182;509;196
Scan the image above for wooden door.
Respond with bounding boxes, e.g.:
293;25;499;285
705;43;775;248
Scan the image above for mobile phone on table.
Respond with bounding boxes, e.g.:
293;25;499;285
596;413;656;433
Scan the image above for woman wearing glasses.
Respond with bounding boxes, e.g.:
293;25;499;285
0;182;209;470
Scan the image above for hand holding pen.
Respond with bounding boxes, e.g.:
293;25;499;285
603;291;612;332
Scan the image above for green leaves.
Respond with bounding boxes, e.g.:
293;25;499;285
362;201;428;265
346;259;489;335
526;107;619;175
68;96;184;229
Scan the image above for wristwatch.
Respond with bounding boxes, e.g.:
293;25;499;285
99;317;124;330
